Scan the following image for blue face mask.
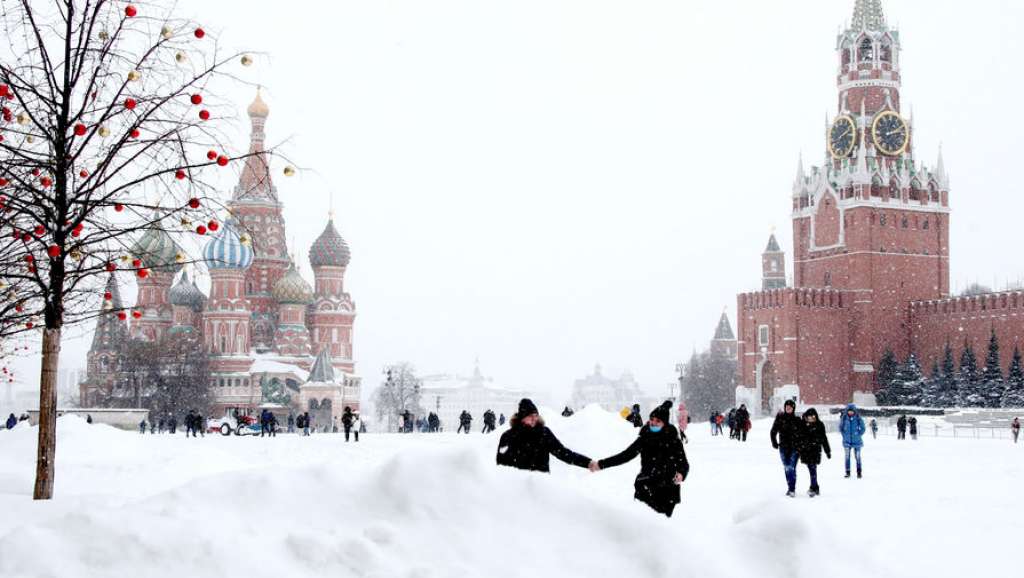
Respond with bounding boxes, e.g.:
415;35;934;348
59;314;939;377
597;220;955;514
649;425;663;433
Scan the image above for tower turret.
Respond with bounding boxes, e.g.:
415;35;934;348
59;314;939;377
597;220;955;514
272;261;314;356
202;220;254;362
307;217;356;371
762;233;786;290
81;273;129;405
130;228;183;342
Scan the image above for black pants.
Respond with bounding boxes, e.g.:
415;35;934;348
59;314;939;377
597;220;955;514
898;430;906;439
344;426;352;441
740;429;748;442
261;423;269;437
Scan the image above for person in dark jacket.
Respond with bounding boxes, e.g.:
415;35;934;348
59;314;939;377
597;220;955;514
287;413;295;434
735;405;751;442
908;416;918;440
1012;417;1021;444
727;408;737;439
561;406;574;417
86;414;93;425
896;414;907;440
770;399;803;497
268;412;278;437
498;413;506;427
342;406;355;441
260;409;271;437
167;416;176;434
496;399;592;473
593;401;690;518
5;413;17;430
869;418;878;439
482;409;497;433
457;410;472;434
797;408;831;497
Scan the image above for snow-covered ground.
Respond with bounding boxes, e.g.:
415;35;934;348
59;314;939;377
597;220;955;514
0;406;1020;578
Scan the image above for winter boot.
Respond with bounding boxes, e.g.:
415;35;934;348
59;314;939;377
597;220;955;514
808;487;819;497
857;470;862;479
786;491;796;498
844;471;851;479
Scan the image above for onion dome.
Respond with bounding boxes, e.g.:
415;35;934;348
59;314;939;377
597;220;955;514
308;219;350;268
247;89;269;118
203;219;253;270
272;262;314;305
130;228;184;273
169;271;207;309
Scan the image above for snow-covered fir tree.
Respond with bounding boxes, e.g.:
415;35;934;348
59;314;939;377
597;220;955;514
981;328;1005;408
958;340;982;407
1003;347;1024;408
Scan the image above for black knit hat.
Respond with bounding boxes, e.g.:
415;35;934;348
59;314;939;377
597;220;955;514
518;398;539;417
650;400;672;423
784;399;796;410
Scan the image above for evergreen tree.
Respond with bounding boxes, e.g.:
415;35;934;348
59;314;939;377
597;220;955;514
958;339;982;407
982;328;1005;408
940;341;958;407
875;348;900;405
1003;346;1024;408
894;353;924;406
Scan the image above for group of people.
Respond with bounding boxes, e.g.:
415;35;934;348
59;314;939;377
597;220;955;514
4;413;27;430
498;398;690;518
770;401;865;497
895;415;919;440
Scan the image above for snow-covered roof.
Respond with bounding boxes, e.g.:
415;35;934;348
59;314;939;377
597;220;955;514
249;359;309;381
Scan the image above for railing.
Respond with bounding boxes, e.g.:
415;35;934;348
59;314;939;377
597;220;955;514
842;422;1019;441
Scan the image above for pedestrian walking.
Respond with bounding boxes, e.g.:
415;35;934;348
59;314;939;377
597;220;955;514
482;409;497;433
592;401;690;517
869;418;878;440
896;414;907;440
797;408;831;497
139;419;147;434
908;416;918;441
342;406;355;442
457;410;473;434
735;404;751;442
5;413;17;430
1012;417;1020;444
839;404;866;479
770;399;803;497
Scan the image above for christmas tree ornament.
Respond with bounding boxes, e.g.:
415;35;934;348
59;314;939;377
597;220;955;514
196;225;207;235
80;170;89;178
199;110;210;121
40;177;52;188
106;262;117;272
216;155;228;166
283;166;295;177
124;98;137;110
161;26;173;39
190;94;203;105
125;5;137;17
131;258;141;267
175;252;185;263
194;28;206;39
26;322;33;329
74;124;87;136
137;268;150;279
128;70;141;82
180;218;191;226
132;310;142;319
208;220;219;231
16;113;28;125
115;203;124;212
117;311;127;320
120;255;130;262
26;136;35;144
175;170;186;180
32;168;41;176
33;225;44;236
24;255;34;263
187;198;200;209
104;292;113;301
70;250;82;261
98;126;110;137
130;129;140;138
47;245;60;258
241;55;253;67
206;150;217;160
175;52;187;63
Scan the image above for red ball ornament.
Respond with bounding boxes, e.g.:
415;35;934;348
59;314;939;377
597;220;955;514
125;98;137;110
21;233;31;242
190;94;203;105
208;220;219;231
40;176;52;188
24;254;34;263
207;150;217;160
132;310;142;319
137;268;150;279
0;85;9;97
47;245;60;258
125;5;137;17
31;168;40;176
130;129;140;138
117;311;127;320
80;169;89;178
115;203;124;212
34;225;45;236
175;170;186;180
216;155;228;167
132;258;141;267
74;124;87;136
188;198;201;209
104;291;113;301
15;304;23;313
199;110;210;121
25;322;33;329
194;28;206;39
0;178;7;186
196;225;207;235
106;262;117;272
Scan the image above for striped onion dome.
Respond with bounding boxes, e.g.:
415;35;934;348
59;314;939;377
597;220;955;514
130;228;184;273
308;218;350;268
272;262;314;305
169;271;207;309
202;219;253;270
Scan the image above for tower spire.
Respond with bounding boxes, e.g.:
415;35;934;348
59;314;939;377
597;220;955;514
851;0;886;31
233;89;278;203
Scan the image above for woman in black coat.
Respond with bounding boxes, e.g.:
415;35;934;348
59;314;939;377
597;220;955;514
594;401;690;517
496;399;593;473
797;408;831;497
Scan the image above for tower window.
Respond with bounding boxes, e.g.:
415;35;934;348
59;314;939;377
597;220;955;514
824;272;832;287
901;217;909;229
758;325;770;347
923;220;930;230
859;38;874;62
879;214;887;226
880;42;892;63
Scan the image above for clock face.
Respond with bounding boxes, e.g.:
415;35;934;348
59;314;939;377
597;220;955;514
872;111;909;156
829;115;857;158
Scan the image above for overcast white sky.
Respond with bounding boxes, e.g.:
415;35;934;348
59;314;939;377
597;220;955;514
10;0;1024;405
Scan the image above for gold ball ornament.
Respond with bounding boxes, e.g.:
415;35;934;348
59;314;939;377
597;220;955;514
99;31;109;42
174;252;185;263
180;218;191;227
120;255;130;263
283;166;296;177
128;70;141;82
70;250;82;261
16;113;28;125
175;52;187;63
161;26;173;39
98;126;111;137
239;235;251;246
241;55;253;67
26;135;35;144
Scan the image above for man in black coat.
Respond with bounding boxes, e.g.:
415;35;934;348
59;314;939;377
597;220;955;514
770;399;804;497
496;399;592;473
797;408;831;497
457;410;472;434
896;415;907;440
342;406;355;441
593;401;690;518
734;404;751;442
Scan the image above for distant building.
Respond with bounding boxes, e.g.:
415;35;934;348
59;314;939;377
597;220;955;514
569;365;645;413
419;362;529;431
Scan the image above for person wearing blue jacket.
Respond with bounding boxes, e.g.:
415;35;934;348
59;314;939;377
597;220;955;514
839;404;866;479
5;413;16;430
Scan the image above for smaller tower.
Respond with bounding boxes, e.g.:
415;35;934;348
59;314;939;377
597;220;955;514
710;311;737;359
308;218;356;372
762;233;787;290
168;270;206;335
81;273;129;405
130;228;183;342
202;220;254;361
272;262;314;357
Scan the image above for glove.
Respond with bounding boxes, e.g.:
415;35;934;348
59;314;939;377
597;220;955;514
772;442;779;450
826;452;831;460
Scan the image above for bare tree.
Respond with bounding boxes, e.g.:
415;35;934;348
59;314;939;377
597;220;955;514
372;363;423;433
0;0;257;499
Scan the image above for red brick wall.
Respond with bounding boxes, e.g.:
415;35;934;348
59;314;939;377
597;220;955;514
911;292;1024;374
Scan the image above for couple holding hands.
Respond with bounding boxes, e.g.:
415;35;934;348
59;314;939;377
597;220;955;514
496;398;690;517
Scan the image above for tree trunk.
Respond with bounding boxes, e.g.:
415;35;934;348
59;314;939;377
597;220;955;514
33;328;62;500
